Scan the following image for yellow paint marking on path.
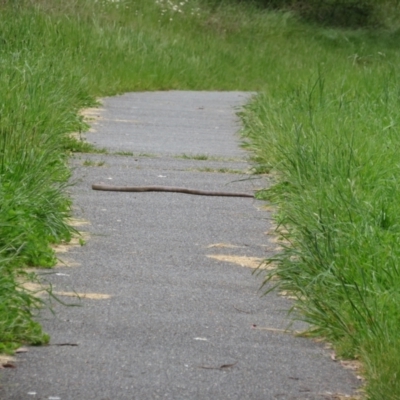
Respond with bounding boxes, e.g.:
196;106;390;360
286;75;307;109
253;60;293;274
207;243;242;249
207;254;272;269
53;232;89;254
19;283;111;300
260;204;275;212
19;282;49;297
55;258;80;268
279;290;298;300
67;218;90;227
54;244;73;254
54;291;111;300
80;107;105;120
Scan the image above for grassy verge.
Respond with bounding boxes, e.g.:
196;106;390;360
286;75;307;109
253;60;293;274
0;247;50;354
240;27;400;400
1;0;400;396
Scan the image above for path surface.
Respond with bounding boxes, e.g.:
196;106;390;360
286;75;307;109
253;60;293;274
1;92;359;399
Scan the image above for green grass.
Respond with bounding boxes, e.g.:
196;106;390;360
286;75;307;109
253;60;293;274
1;0;400;396
113;151;134;156
192;167;246;174
240;32;400;400
82;159;106;167
175;153;244;162
175;154;211;160
0;248;50;354
64;137;108;154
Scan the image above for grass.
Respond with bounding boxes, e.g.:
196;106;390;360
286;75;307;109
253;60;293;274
175;154;211;160
240;32;400;400
192;167;246;174
113;151;134;156
82;160;106;167
0;0;400;396
0;248;50;353
64;137;108;154
134;153;159;158
175;153;244;162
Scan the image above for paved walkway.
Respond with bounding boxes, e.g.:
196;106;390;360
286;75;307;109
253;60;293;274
1;92;359;399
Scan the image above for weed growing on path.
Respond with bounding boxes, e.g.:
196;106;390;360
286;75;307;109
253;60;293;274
83;160;106;167
192;167;246;174
177;153;210;160
113;151;134;156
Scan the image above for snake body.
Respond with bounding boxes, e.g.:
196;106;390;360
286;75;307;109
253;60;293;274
92;184;254;198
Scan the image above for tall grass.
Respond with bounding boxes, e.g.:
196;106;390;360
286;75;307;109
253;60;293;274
0;245;49;353
241;43;400;400
1;0;400;396
1;0;372;274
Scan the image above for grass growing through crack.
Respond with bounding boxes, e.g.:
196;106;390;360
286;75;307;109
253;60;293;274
64;137;108;154
175;154;244;162
176;154;210;161
83;160;106;167
1;0;400;395
191;167;247;174
113;151;134;156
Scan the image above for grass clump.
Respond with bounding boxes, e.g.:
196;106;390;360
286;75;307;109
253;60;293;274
194;167;246;174
63;136;107;154
82;159;106;167
0;249;49;354
113;151;134;156
177;153;210;160
241;55;400;400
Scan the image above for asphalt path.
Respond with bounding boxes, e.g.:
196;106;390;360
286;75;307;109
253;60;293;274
1;92;360;399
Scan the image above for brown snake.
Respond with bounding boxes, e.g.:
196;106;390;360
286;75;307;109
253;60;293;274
92;184;254;198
